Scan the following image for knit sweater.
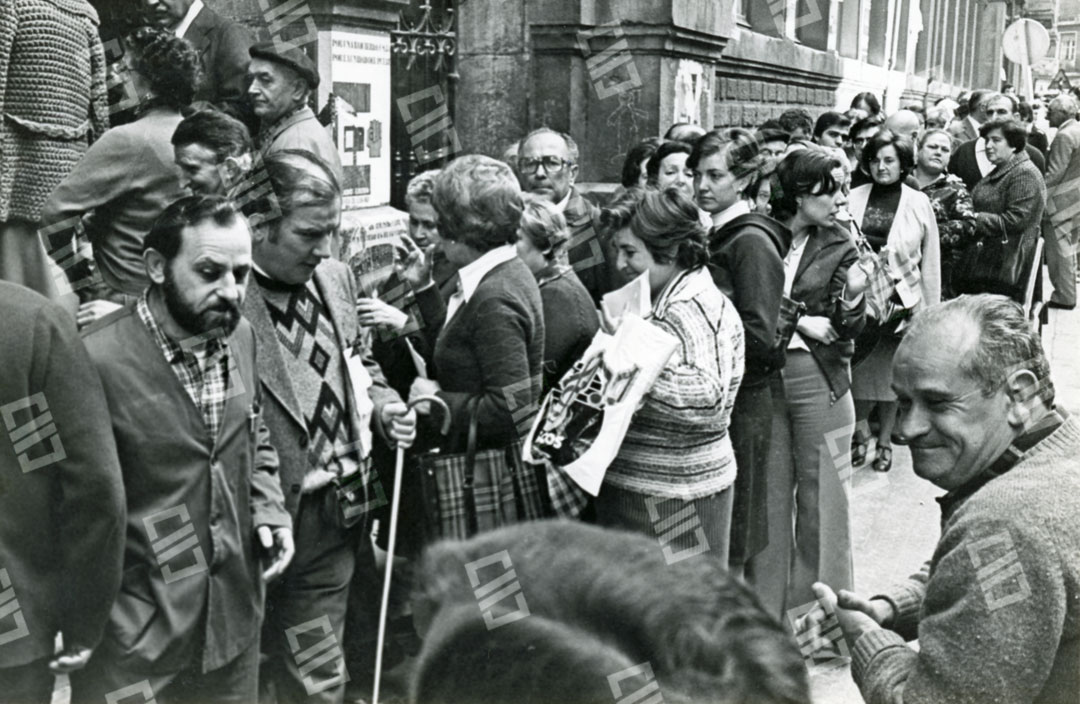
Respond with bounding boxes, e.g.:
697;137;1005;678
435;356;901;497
605;267;745;499
536;263;599;393
0;0;108;222
852;414;1080;704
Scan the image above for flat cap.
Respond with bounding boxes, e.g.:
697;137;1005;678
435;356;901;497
249;42;320;89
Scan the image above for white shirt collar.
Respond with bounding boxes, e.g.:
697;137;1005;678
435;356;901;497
456;244;517;303
554;190;572;214
175;0;204;38
968;114;982;131
711;200;751;230
974;137;994;177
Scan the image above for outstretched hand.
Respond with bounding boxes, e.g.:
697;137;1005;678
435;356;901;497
394;234;434;290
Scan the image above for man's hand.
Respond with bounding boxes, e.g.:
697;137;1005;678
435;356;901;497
381;401;417;449
394;234;434;290
408;377;441;415
76;300;122;329
258;525;295;582
797;315;840;344
812;582;882;651
357;298;409;332
49;643;93;674
836;588;896;627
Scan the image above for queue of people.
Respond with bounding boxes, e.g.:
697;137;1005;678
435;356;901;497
1;4;1079;703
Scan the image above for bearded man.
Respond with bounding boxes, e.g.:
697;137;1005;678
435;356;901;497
71;195;292;704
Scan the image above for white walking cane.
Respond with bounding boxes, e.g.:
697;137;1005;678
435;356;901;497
372;394;450;704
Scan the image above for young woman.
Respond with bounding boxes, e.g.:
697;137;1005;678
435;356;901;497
689;129;790;577
746;150;870;619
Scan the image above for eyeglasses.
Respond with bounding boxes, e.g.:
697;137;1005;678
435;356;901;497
518;156;572;174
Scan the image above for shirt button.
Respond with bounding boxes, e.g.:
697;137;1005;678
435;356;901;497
291;483;301;494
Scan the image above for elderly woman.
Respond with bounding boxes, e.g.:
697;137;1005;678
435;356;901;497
746;150;869;619
647;140;695;196
956;119;1046;302
41;26;196;327
400;155;544;454
595;187;744;564
912;129;977;299
848;129;940;473
516;195;599;392
619;138;661;190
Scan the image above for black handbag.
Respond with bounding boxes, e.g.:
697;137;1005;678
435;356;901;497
417;397;549;541
953;220;1035;297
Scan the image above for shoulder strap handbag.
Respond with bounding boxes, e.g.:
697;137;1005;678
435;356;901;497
418;396;549;541
953;218;1035;299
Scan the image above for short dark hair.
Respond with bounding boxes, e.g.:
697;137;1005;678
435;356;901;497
602;187;708;270
813;111;853;140
172;108;253;161
620;139;660;188
969;89;992;113
778;108;814;136
861;129;916;180
645;140;693;185
663;122;707;145
980;118;1028;152
850;113;885;140
850;91;882;115
771;150;842;222
1017;100;1035;122
124;26;201;112
143;195;245;263
756;128;791;146
688;128;766;191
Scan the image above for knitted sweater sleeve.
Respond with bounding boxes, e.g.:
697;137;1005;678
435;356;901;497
853;512;1067;703
645;297;738;431
975;166;1046;243
0;3;17;135
86;20;109;142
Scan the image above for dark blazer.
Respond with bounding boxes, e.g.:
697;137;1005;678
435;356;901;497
185;5;253;118
243;259;401;520
536;264;599;392
708;213;791;385
949;138;1046;192
564;188;616;305
415;257;544;452
0;283;125;668
81;306;290;672
948;117;979;144
789;225;867;402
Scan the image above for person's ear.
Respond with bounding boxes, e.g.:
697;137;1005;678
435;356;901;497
567;162;579;187
223;154;252;187
1004;368;1042;428
144;248;167;285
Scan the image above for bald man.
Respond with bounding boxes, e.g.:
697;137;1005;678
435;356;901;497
1042;94;1080;309
883;110;923;146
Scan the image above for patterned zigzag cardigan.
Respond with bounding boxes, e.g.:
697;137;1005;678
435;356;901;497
604;266;745;500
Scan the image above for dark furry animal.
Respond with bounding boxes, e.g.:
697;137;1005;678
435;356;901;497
410;521;810;704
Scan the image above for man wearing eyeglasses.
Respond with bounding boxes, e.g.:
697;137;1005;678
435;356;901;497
517;128;613;304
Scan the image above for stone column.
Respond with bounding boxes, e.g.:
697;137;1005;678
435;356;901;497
455;0;730;184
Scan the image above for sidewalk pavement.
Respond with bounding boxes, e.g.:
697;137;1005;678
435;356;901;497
809;292;1080;703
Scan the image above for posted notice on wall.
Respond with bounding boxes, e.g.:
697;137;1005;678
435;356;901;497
330;29;392;209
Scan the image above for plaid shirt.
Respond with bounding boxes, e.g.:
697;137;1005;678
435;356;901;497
136;293;232;440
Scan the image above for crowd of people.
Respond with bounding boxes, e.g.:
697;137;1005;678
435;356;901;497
1;2;1079;704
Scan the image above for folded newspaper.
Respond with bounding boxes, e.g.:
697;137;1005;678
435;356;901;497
523;273;678;495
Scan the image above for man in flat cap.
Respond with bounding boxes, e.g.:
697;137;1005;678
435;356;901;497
247;42;343;183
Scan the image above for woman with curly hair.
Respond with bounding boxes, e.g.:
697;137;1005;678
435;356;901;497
594;187;745;564
41;26;200;327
